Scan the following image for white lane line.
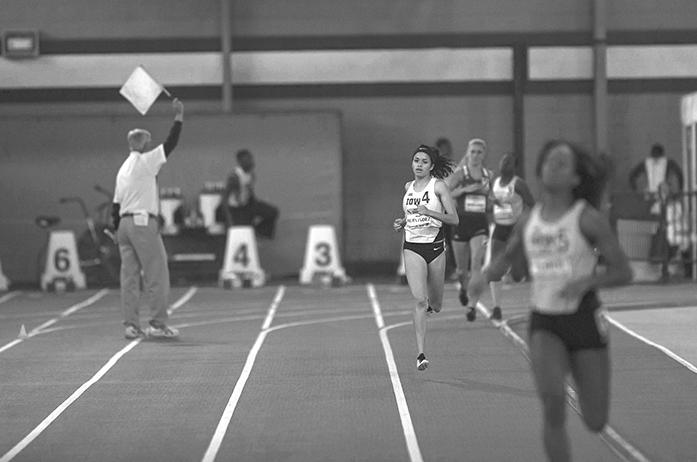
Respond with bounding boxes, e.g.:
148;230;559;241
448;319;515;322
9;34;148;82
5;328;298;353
605;315;697;374
0;287;197;462
32;289;110;333
0;291;21;305
475;302;651;462
201;285;285;462
0;341;141;462
0;289;109;355
169;286;198;313
367;284;424;462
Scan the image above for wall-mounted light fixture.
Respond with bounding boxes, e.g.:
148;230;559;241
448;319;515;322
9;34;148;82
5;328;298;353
2;30;39;58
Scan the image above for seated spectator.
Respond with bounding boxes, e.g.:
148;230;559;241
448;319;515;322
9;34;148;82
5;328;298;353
219;149;279;239
628;143;683;214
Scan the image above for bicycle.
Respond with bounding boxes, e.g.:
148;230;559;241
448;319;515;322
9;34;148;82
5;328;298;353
36;185;121;289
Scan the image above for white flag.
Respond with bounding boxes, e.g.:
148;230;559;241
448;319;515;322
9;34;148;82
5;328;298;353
119;66;165;115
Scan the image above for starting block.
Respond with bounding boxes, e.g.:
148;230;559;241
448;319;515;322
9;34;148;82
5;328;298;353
299;225;347;285
40;230;86;291
219;226;266;288
0;258;9;291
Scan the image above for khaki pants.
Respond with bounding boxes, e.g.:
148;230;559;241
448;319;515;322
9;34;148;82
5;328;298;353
117;216;170;328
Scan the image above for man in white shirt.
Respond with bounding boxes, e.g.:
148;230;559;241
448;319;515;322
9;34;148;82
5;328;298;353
112;98;184;339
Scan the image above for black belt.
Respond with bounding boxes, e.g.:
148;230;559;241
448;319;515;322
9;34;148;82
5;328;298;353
121;213;159;219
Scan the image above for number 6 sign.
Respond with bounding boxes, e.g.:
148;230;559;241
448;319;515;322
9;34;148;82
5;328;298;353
40;230;86;291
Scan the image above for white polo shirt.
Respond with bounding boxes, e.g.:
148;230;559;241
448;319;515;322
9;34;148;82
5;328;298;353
114;145;166;216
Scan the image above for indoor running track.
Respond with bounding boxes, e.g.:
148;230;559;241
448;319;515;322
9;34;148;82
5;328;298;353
0;281;696;462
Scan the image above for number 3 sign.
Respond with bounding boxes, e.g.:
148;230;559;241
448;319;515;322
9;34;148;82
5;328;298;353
299;225;347;285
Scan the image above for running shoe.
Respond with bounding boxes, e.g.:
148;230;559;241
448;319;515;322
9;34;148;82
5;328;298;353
145;324;180;339
458;289;469;306
466;306;476;322
491;306;502;321
124;324;144;339
417;353;429;371
426;305;441;316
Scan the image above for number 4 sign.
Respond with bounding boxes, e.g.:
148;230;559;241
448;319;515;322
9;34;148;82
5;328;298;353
299;225;347;285
219;226;266;288
40;230;86;291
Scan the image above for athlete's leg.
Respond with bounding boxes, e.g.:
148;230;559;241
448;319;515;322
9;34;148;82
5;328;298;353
530;330;572;462
426;250;447;313
451;240;471;303
403;249;429;356
487;237;507;319
467;234;488;306
569;348;610;432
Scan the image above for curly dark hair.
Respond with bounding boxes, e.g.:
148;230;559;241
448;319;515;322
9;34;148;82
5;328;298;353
412;144;454;179
535;140;608;208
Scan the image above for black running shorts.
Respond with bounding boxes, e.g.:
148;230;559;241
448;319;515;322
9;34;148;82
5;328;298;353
528;291;608;351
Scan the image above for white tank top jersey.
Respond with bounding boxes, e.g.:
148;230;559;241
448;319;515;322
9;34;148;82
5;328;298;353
524;200;598;314
492;176;524;225
402;177;444;243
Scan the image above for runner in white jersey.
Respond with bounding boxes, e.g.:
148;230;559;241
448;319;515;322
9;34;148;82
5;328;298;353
525;200;598;313
468;140;631;461
446;138;492;321
486;152;535;320
393;145;458;371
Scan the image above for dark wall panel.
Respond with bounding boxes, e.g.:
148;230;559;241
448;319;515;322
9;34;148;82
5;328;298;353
233;96;514;266
4;0;697;40
0;112;342;283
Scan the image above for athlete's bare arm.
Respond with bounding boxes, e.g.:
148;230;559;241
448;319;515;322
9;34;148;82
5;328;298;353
415;179;459;226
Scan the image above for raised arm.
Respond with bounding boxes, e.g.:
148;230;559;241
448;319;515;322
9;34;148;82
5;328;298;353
163;98;184;157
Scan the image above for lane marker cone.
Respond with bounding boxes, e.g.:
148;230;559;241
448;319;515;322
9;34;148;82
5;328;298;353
219;226;266;288
299;224;347;285
40;230;86;291
19;324;28;339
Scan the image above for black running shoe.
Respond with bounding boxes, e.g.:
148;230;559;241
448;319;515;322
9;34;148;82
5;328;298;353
491;306;502;321
459;289;469;306
417;353;429;371
466;306;476;322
